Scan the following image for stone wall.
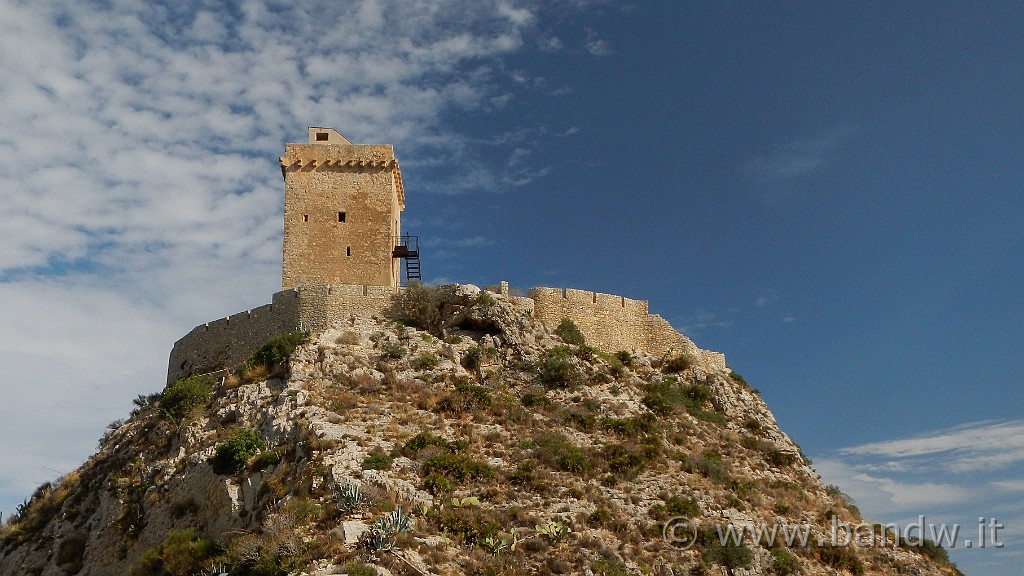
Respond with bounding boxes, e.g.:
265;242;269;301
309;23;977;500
167;285;397;383
167;291;301;383
293;284;396;334
168;283;725;384
529;287;726;370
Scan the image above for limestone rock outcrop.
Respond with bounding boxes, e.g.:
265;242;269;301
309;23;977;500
0;286;963;576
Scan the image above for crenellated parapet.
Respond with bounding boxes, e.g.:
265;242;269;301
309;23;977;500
279;143;404;207
529;286;726;371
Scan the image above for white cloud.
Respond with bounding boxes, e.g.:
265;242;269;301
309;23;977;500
538;36;564;52
814;421;1024;572
817;458;968;512
755;288;778;308
0;0;604;516
839;420;1024;473
585;28;611;56
676;308;733;337
743;126;859;196
424;236;494;249
991;480;1024;492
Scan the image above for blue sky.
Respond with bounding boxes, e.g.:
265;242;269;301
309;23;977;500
0;1;1021;573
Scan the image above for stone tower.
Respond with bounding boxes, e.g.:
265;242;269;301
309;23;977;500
280;127;405;290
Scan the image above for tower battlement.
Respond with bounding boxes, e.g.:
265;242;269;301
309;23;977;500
280;128;405;290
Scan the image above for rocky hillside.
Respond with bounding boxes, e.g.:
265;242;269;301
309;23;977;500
0;285;963;576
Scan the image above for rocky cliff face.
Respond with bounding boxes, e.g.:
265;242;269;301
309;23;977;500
0;286;963;576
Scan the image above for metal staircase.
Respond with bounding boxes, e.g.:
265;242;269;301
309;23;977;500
392;235;421;285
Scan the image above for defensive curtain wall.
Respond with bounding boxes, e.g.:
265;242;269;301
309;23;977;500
167;284;726;383
528;288;726;370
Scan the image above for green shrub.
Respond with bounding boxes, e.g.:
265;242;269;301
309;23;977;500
663;494;700;518
663;352;695;373
362;450;394;471
388;282;448;336
641;390;674;416
436;383;492;414
614;350;633;366
742;418;763;432
461;346;481;370
600;443;654;476
915;538;954;566
555;318;586;345
533;433;591;474
413;352;440;369
159;374;214;422
380;342;407;359
475;291;497;307
817;545;864;574
341;561;379;576
684;383;713;404
537;346;587;388
704;539;754;571
421;453;492;493
766;449;798;467
130;530;220;576
602;414;658;439
242;332;305;373
591;558;630;576
430;505;501;545
563;406;598;431
520;387;552;409
641;379;720;423
688;451;730;484
402;431;454;457
250;449;282;471
210;429;265;475
770;547;798;575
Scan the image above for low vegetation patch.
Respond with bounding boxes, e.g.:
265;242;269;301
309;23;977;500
362;449;394;471
413;352;440;369
555;317;586;345
532;433;592;474
402;431;456;458
663;351;696;373
537;346;587;388
240;332;306;378
159;374;214;422
421;453;493;493
131;529;220;576
436;383;492;415
210;429;265;475
388;282;448;336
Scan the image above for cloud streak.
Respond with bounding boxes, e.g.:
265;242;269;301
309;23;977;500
815;420;1024;571
839;420;1024;473
0;0;606;515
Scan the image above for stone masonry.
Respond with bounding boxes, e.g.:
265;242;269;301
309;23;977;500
281;127;404;290
167;283;725;383
528;287;726;370
166;127;726;383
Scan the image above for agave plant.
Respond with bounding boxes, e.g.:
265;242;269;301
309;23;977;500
357;507;415;554
333;484;364;515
